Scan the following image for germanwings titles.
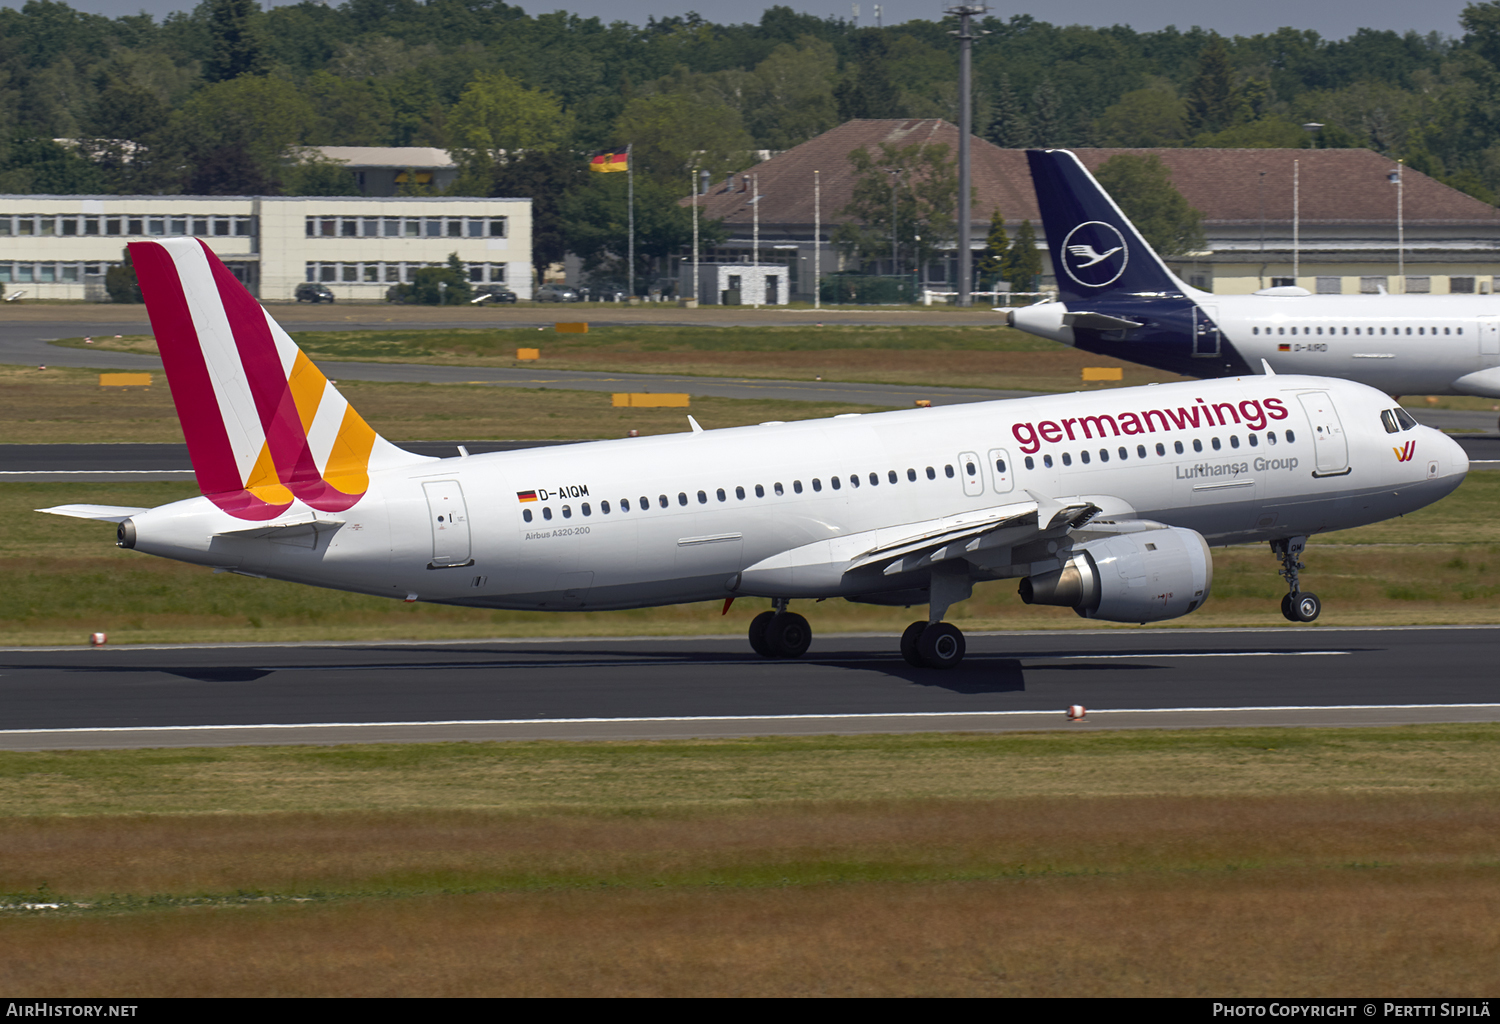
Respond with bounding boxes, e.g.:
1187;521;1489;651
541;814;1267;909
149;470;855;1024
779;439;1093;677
38;239;1469;667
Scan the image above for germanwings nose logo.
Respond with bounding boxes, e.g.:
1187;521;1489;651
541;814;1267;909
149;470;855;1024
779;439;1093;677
1393;440;1416;462
1060;221;1129;288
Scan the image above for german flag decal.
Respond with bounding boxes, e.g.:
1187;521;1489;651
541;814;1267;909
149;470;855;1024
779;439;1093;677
517;490;538;502
590;151;628;173
1278;344;1290;351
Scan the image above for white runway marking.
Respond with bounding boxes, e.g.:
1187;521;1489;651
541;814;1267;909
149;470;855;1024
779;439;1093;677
4;703;1498;736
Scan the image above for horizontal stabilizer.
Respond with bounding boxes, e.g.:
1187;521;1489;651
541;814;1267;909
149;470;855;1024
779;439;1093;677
1062;311;1143;331
36;504;149;523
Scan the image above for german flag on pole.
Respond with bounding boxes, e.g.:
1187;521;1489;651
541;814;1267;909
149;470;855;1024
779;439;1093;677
590;150;629;173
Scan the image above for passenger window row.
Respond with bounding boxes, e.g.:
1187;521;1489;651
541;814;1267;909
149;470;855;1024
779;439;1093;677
1021;430;1297;470
1253;325;1462;336
521;463;960;522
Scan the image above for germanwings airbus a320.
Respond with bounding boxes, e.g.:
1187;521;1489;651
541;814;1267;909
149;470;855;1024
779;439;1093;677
1010;149;1500;399
39;239;1468;667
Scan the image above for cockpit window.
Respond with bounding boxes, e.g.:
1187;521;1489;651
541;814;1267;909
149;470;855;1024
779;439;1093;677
1394;408;1419;431
1381;409;1401;434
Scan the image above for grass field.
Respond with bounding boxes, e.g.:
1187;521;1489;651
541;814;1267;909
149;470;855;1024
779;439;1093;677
1;728;1497;996
53;323;1179;394
8;471;1500;646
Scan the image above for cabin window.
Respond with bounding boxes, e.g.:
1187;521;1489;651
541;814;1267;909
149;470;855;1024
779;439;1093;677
523;508;532;522
678;492;688;506
1025;456;1035;469
1175;441;1185;454
996;458;1008;472
1080;450;1091;464
602;500;612;513
868;473;878;486
717;488;726;501
907;468;917;481
755;484;765;497
1278;327;1285;335
697;490;707;504
1099;449;1109;462
543;507;553;520
1248;434;1258;447
793;480;803;494
1192;439;1202;452
849;475;860;488
1290;327;1297;336
562;505;571;518
774;482;785;496
1062;453;1072;466
1458;328;1464;335
831;476;841;490
1252;327;1259;335
1211;437;1221;450
736;486;746;499
1266;432;1277;445
1286;430;1296;442
1118;447;1128;460
582;503;591;516
812;479;822;492
888;470;898;484
1230;435;1240;449
1155;443;1165;456
926;467;936;480
1444;327;1451;335
1043;455;1054;468
1418;327;1424;335
944;465;955;478
658;495;669;508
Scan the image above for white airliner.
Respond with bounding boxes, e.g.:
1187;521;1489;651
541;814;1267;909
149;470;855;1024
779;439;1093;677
1012;149;1500;400
38;239;1469;667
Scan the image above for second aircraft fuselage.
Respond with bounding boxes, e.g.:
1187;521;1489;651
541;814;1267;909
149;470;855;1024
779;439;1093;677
1011;293;1500;397
122;375;1468;612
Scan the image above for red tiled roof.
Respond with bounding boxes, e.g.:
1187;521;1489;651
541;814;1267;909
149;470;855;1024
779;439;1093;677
689;120;1498;229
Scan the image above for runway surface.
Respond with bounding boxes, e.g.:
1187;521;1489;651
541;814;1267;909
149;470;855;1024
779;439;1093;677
2;627;1497;749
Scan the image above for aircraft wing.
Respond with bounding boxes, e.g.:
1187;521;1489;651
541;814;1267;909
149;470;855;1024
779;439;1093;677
36;504;150;523
737;497;1104;596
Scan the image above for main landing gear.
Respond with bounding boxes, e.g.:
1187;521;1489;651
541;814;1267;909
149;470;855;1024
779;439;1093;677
748;599;812;659
900;620;967;669
1271;536;1321;623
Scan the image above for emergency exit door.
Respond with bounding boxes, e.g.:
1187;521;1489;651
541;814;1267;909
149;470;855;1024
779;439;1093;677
423;480;473;568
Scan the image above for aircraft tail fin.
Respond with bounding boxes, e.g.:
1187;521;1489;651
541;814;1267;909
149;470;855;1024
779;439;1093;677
1026;149;1194;302
130;238;428;521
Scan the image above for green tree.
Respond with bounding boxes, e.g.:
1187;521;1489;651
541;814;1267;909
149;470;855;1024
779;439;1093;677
744;37;838;150
105;248;141;304
282;153;361;196
1185;36;1241;136
985;75;1031;148
202;0;267;83
833;141;959;275
976;208;1009;288
1031;80;1065;147
172;75;320;192
396;254;472;305
835;29;901;120
446;71;573;194
1000;219;1042;292
1096;87;1188;148
561;172;723;292
613;91;754;188
0;137;103;194
1094;154;1205;260
491;148;588;283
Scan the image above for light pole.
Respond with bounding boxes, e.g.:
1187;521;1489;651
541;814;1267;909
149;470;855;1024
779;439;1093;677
887;167;902;277
1388;162;1405;292
946;4;987;307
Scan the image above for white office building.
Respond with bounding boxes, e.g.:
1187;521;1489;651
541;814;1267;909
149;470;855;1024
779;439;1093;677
0;194;533;302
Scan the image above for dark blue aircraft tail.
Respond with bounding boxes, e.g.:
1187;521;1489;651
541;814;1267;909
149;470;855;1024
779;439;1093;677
1027;149;1194;303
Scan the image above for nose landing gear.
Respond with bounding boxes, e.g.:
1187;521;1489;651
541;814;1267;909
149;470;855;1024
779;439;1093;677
1271;536;1321;623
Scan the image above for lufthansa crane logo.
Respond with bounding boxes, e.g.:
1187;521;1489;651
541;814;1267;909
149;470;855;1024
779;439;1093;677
1060;221;1129;288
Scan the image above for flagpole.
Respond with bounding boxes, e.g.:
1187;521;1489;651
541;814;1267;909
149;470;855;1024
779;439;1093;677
691;163;699;304
627;142;634;302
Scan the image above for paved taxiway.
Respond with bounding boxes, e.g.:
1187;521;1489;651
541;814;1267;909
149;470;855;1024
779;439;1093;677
2;627;1496;750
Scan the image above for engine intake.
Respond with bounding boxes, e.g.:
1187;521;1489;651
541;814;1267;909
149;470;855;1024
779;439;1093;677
1019;525;1212;623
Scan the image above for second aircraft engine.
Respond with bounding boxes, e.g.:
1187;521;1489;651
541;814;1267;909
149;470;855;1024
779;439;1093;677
1018;525;1213;623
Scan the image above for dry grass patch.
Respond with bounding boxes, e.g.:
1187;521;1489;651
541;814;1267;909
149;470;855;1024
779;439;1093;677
2;867;1496;996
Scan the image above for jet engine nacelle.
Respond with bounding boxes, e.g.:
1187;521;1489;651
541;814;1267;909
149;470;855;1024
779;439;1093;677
1018;525;1213;623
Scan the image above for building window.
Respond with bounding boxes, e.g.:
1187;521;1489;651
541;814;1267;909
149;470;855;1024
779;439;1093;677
1360;276;1387;294
1406;276;1431;294
1451;276;1476;294
1316;276;1341;294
